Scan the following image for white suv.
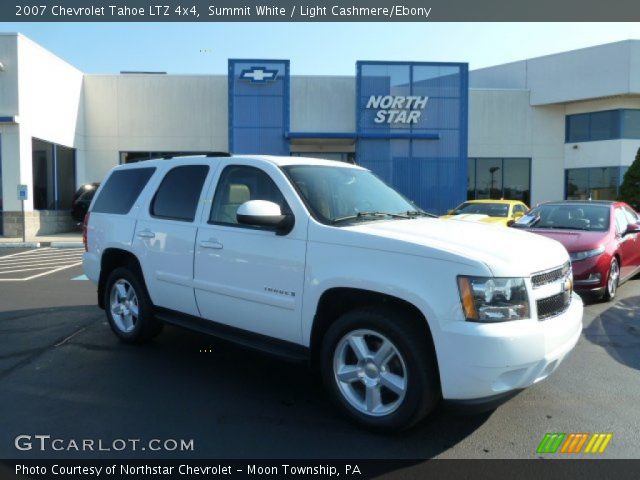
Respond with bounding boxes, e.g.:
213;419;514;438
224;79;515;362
83;155;583;431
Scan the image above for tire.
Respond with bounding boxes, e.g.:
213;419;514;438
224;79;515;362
104;266;163;343
320;306;440;432
602;257;619;302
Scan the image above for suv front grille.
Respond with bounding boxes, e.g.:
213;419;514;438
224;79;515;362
537;291;571;320
532;262;571;288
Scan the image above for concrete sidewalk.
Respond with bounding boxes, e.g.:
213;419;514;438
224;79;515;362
0;231;83;248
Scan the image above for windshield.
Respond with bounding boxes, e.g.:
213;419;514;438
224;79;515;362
282;165;422;224
513;204;610;231
453;202;510;217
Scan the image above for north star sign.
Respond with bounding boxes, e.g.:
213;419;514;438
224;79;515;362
366;95;429;124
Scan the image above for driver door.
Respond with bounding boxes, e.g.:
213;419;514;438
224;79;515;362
193;163;308;344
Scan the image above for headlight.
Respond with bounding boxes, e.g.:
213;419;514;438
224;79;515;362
569;246;605;262
458;276;530;322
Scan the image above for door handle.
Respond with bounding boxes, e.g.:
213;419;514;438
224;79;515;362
137;230;156;239
199;239;223;249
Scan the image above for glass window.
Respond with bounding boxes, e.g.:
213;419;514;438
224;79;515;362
475;158;503;199
467;159;476;200
93;168;156;215
514;203;610;232
56;146;76;210
282;165;419;225
614;208;629;234
32;139;55;210
622;110;640;139
503;158;530;205
210;166;288;225
565;167;624;201
623;206;639;224
590;111;619;141
566;114;590;142
151;166;209;222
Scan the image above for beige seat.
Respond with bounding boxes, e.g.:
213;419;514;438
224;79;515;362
219;184;250;224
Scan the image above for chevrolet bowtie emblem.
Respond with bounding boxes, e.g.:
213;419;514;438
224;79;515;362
239;66;278;83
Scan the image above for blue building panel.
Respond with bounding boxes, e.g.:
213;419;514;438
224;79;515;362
356;61;469;215
228;60;290;155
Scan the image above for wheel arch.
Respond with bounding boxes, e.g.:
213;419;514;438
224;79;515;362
309;287;437;369
98;248;145;309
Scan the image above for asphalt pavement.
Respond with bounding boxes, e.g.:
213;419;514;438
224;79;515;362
0;248;638;460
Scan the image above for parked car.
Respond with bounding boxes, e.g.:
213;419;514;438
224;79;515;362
440;199;529;226
83;155;582;431
512;200;640;301
71;183;100;222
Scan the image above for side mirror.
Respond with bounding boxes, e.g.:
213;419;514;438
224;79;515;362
625;223;640;236
507;219;516;227
447;209;455;215
237;200;294;235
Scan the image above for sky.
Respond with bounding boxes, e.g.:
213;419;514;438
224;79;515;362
0;22;639;75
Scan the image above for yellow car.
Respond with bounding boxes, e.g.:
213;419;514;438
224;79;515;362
440;199;530;226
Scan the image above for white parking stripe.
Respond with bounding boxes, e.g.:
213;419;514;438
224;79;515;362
0;247;84;281
0;256;83;267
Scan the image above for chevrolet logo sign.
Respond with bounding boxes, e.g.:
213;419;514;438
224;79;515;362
239;66;278;83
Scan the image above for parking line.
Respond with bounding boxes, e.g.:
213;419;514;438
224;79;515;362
0;247;53;258
0;262;83;282
0;257;84;268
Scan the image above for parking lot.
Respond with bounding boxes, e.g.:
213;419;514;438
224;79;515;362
0;247;638;460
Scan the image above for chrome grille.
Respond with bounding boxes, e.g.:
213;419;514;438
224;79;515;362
532;262;571;288
537;291;571;320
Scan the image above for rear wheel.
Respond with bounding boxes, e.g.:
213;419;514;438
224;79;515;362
104;267;163;343
320;306;440;431
603;257;619;302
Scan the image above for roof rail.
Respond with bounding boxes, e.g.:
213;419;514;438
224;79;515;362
149;152;232;160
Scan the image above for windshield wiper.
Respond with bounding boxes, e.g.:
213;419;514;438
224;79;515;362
331;211;409;225
405;210;437;218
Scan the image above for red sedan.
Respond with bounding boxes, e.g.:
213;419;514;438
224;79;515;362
512;200;640;301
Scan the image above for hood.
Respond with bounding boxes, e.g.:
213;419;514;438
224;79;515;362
523;228;608;252
334;218;569;277
441;214;507;225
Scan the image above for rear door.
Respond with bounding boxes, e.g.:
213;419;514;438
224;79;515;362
132;162;214;316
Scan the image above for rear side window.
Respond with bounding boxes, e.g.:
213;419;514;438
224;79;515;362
92;168;155;215
151;165;209;222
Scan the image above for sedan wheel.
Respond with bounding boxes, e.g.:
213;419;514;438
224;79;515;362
604;258;619;301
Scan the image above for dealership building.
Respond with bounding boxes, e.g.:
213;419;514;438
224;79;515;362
0;33;639;237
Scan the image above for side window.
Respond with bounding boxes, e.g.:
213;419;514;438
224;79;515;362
623;206;639;224
614;208;629;234
151;165;209;222
514;205;525;215
92;168;155;215
210;166;288;225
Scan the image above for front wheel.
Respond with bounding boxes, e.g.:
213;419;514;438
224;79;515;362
602;257;619;301
320;307;440;431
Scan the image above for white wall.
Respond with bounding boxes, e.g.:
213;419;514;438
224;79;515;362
469;89;566;205
291;76;355;133
81;74;228;183
11;34;84;212
471;40;640;106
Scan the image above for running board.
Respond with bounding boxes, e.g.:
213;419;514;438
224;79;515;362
154;307;310;363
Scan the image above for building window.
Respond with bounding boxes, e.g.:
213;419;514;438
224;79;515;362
32;138;76;210
468;158;531;205
566;109;640;142
565;167;625;201
290;152;355;163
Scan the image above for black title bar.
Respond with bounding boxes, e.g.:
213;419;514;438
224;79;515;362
4;0;640;22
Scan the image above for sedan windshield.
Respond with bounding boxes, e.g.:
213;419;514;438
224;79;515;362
282;165;424;224
452;202;509;217
513;204;610;232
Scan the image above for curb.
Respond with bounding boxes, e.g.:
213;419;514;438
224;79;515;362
49;242;84;248
0;242;41;248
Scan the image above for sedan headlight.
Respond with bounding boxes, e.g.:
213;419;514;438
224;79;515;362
457;276;530;322
569;246;605;262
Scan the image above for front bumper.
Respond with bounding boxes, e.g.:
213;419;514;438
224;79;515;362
437;292;583;401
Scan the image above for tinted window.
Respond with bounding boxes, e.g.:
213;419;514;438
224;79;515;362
151;165;209;221
614;208;629;234
92;168;155;215
210;166;288;225
623;206;639;224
